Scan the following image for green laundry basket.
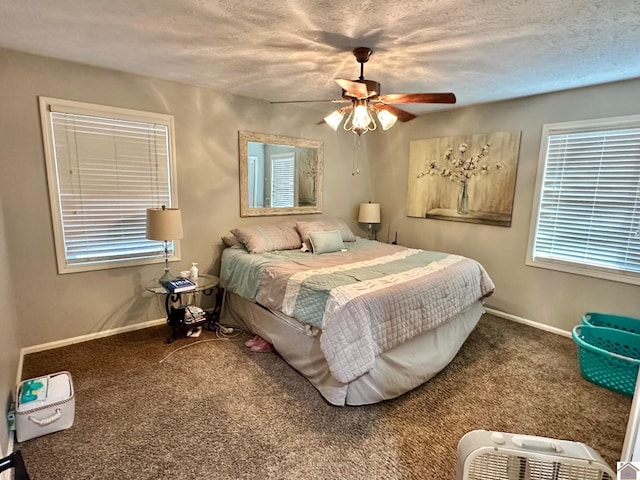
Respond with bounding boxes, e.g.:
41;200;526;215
582;312;640;334
572;324;640;396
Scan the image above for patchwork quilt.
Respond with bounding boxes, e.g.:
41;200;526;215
221;239;494;383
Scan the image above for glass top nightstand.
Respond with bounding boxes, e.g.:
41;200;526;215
146;274;220;343
145;273;219;295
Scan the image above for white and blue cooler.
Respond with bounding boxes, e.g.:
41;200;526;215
15;371;75;442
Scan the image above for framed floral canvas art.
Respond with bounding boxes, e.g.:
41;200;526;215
406;131;521;227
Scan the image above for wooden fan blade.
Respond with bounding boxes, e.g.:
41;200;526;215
376;104;416;122
377;93;456;104
335;79;368;98
270;99;349;104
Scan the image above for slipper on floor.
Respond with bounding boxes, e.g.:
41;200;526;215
244;335;261;348
250;336;274;352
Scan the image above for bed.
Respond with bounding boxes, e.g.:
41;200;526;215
219;219;495;406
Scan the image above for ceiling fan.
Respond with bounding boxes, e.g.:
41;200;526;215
272;47;456;136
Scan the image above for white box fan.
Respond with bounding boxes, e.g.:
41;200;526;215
456;430;615;480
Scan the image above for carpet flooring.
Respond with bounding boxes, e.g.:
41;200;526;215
16;314;631;479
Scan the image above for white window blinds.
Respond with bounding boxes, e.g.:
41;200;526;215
270;153;295;208
528;116;640;284
40;97;178;273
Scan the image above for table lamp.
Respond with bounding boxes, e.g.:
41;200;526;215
358;202;381;240
146;205;183;284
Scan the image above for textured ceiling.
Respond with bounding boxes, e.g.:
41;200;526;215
1;0;639;115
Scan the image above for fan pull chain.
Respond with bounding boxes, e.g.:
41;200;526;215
352;135;361;175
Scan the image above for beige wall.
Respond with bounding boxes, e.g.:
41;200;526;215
0;48;375;351
368;78;640;332
1;44;639;454
2;44;639;449
0;196;20;455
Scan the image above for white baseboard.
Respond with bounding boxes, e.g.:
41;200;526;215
20;318;166;356
16;318;166;385
7;318;165;473
484;307;571;338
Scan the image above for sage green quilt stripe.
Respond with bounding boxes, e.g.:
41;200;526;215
291;250;450;327
220;247;288;300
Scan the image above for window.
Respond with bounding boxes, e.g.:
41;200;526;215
270;153;295;208
39;97;179;274
527;115;640;285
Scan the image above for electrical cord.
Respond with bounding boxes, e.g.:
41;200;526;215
158;325;245;364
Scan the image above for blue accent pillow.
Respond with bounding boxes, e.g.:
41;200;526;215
308;230;345;254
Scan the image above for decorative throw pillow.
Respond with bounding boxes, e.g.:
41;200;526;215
295;219;356;250
231;221;301;254
221;233;241;248
308;230;345;254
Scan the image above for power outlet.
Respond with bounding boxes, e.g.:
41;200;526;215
6;402;15;432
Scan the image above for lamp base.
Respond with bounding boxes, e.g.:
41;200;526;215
158;268;174;284
367;223;377;241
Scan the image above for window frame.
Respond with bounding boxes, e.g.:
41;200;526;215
526;114;640;285
39;96;180;274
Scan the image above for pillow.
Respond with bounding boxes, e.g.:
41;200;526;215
221;233;241;248
231;221;302;254
308;230;345;254
296;219;356;250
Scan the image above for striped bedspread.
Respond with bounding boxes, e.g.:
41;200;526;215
221;239;494;383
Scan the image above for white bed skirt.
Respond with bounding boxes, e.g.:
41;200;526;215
221;291;484;406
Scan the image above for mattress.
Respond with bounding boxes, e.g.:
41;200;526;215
220;238;494;384
219;238;494;405
222;290;484;406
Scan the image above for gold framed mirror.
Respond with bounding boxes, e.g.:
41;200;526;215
239;131;323;217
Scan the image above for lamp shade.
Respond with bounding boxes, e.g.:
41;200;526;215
376;109;398;130
352;102;373;130
324;109;345;131
358;202;381;224
146;207;183;241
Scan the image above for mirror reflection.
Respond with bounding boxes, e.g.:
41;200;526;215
239;131;323;217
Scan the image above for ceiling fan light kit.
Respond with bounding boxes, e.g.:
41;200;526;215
322;47;456;136
271;47;457;136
